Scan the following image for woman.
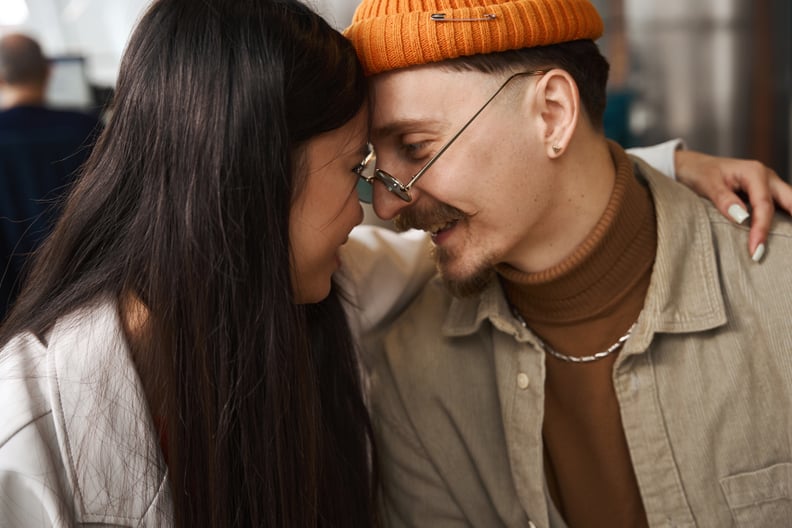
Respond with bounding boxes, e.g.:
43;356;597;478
0;0;378;525
0;0;788;526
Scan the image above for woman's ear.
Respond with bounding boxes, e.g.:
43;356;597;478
533;69;580;158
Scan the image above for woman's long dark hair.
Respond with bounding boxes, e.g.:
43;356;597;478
0;0;376;526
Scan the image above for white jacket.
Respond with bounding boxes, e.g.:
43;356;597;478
0;299;172;526
0;228;433;527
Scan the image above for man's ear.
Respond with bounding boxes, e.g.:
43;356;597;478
533;69;579;158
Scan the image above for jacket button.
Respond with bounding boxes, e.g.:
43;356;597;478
517;372;530;389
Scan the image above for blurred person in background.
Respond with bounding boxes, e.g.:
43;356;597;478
0;33;102;321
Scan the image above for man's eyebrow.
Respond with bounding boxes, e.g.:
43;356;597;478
371;118;445;140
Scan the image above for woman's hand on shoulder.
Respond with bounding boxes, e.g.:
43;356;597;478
676;150;792;262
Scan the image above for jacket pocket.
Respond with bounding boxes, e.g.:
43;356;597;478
720;462;792;526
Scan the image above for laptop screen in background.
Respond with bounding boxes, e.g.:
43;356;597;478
46;55;94;110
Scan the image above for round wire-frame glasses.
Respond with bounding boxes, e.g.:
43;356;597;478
353;69;548;204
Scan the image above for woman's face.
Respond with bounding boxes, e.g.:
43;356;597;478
289;108;367;304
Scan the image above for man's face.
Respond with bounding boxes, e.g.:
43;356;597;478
369;66;563;295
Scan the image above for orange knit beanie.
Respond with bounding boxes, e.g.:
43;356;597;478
344;0;603;75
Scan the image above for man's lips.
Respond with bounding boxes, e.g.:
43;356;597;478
423;219;459;236
423;219;461;244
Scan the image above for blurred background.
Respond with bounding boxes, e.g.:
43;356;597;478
1;0;790;180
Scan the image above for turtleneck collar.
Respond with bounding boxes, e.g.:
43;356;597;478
498;141;657;324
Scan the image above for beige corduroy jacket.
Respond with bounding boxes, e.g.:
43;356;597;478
369;157;792;528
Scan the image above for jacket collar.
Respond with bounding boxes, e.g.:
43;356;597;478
46;297;171;524
441;157;727;353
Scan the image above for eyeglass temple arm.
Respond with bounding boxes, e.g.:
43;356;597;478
403;70;547;190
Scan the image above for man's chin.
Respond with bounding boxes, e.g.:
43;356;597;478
432;245;496;298
439;267;496;298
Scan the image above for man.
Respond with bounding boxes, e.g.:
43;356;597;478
344;0;792;525
0;33;101;320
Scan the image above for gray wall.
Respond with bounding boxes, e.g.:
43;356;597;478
620;0;791;180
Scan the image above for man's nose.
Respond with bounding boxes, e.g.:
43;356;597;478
372;181;414;221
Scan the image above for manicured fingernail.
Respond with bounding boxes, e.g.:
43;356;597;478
727;204;750;224
751;243;765;262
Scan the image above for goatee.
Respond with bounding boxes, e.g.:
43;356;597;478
432;246;496;298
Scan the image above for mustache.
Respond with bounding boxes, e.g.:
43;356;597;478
393;202;467;232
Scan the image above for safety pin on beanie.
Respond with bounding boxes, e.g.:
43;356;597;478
431;13;497;22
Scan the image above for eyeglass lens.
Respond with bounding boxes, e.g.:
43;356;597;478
356;179;373;203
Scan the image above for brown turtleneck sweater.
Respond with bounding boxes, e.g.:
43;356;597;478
498;142;656;528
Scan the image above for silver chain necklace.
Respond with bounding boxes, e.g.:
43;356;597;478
512;310;636;364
